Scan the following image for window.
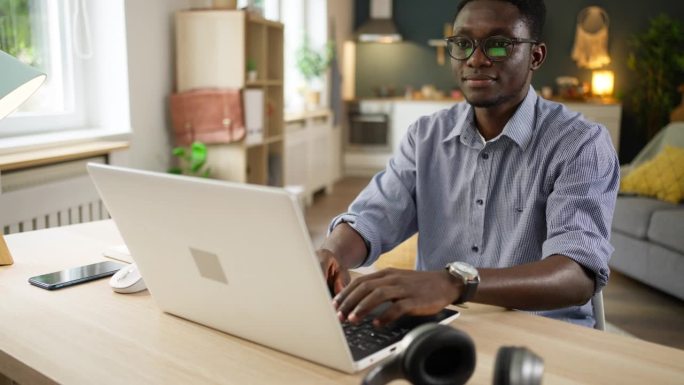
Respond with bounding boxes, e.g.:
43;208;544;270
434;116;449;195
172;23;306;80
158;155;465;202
0;0;85;137
282;0;328;112
0;0;130;148
242;0;329;112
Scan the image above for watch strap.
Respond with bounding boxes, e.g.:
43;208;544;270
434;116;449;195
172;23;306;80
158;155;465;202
454;276;479;304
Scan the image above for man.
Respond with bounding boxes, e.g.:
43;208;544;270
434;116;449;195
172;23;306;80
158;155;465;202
317;0;619;328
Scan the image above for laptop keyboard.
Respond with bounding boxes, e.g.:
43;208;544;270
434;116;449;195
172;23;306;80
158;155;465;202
342;317;410;360
342;308;459;361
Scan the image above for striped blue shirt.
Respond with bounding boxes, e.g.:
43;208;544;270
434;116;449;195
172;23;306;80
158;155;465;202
330;86;620;327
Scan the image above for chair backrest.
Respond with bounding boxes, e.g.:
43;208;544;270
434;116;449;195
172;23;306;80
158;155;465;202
592;291;606;331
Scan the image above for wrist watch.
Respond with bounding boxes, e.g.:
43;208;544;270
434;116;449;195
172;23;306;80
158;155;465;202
445;261;480;304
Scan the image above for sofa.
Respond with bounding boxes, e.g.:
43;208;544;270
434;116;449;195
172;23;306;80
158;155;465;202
609;122;684;300
610;197;684;300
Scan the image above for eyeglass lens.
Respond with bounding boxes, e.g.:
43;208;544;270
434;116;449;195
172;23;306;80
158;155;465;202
448;37;511;60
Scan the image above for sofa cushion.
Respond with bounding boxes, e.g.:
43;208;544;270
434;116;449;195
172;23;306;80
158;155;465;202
612;197;679;239
620;145;684;204
647;209;684;254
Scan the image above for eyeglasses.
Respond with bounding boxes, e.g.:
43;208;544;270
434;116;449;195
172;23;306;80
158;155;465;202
445;35;539;61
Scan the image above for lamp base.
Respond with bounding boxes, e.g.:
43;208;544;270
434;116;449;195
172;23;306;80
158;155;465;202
0;234;13;266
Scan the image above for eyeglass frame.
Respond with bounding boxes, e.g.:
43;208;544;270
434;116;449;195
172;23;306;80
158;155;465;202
444;35;540;62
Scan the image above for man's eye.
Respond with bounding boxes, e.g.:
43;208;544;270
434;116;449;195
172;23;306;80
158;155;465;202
490;39;510;48
454;40;471;49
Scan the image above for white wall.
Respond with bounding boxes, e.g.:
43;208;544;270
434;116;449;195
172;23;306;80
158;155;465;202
327;0;354;180
123;0;190;172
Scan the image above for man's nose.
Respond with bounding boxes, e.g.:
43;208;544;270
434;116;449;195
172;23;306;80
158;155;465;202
467;45;492;67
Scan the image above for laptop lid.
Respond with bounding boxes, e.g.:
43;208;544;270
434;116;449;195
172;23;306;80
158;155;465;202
88;163;363;372
88;163;458;373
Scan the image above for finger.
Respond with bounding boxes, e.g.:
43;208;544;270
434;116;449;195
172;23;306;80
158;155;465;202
348;285;406;324
337;275;397;323
333;268;390;306
332;274;346;310
373;298;416;327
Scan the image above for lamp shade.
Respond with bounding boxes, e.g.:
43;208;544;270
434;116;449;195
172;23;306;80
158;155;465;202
592;70;614;97
0;49;46;266
0;49;47;120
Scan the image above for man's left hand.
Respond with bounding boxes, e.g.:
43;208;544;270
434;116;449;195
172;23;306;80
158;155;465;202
332;268;462;327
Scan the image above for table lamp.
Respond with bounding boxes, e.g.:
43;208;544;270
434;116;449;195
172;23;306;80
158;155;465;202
591;70;614;98
0;49;47;266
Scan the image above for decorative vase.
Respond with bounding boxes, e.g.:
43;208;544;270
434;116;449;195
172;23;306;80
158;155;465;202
305;90;321;110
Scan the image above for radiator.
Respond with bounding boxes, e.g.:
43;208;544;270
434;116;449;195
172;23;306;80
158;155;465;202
0;156;110;235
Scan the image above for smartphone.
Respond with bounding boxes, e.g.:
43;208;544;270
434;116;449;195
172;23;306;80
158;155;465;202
28;260;125;290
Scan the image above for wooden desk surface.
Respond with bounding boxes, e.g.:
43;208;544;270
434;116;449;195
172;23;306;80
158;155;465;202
1;221;683;384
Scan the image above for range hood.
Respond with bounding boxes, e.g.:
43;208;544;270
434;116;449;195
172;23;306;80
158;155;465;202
355;0;402;43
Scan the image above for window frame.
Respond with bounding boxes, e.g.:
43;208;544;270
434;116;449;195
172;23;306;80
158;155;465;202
0;0;131;154
0;0;87;138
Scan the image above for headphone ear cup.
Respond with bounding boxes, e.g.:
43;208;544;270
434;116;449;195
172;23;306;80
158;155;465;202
493;346;544;385
494;347;515;385
402;324;476;385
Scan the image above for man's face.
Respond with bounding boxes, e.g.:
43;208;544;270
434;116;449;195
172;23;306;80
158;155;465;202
451;0;543;109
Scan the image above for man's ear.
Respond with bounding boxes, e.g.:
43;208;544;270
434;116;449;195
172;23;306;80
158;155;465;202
530;42;547;71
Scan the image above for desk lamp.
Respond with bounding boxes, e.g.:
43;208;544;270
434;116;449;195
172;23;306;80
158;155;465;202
0;49;47;266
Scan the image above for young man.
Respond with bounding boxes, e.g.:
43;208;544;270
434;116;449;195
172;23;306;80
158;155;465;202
317;0;619;328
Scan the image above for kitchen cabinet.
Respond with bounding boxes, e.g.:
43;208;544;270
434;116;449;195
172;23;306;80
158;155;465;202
284;109;336;205
344;97;623;176
175;10;284;185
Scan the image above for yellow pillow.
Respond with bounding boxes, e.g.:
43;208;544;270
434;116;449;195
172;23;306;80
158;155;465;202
621;145;684;204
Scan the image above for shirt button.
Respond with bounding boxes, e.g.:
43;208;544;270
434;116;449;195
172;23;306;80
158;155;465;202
471;246;479;252
481;153;489;159
476;199;484;205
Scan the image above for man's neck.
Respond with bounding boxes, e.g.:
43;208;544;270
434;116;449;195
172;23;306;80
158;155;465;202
472;90;529;141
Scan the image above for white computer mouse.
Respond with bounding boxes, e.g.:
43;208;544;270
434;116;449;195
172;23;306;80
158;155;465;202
109;263;147;294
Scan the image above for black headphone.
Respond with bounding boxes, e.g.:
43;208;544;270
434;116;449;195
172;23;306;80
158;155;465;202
362;323;544;385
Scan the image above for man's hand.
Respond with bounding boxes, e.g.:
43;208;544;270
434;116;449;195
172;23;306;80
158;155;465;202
332;268;462;327
316;248;351;295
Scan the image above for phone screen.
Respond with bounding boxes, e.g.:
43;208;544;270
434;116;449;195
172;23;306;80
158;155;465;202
29;260;125;290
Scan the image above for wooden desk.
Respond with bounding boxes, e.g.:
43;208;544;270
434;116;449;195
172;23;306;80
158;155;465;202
1;221;682;384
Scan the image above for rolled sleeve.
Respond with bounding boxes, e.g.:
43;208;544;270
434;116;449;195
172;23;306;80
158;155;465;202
543;126;620;292
327;123;421;267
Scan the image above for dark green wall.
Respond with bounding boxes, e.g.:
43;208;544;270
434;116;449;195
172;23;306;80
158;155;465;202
354;0;684;161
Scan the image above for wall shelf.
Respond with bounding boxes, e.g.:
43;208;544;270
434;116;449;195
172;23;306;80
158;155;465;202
175;10;284;186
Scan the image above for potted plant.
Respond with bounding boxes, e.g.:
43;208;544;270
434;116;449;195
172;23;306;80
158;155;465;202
168;141;212;178
246;58;258;81
627;14;684;140
296;37;334;109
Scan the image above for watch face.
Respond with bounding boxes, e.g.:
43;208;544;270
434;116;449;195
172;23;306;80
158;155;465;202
452;262;478;278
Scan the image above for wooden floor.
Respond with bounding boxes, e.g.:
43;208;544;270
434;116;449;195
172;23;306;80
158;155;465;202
304;177;684;350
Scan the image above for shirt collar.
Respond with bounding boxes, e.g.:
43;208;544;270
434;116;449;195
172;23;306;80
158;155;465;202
443;85;538;150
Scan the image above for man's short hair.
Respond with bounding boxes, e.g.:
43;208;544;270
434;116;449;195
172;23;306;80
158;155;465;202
453;0;546;40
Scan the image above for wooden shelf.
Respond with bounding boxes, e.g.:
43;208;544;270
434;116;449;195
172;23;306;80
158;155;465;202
175;10;284;186
246;80;283;87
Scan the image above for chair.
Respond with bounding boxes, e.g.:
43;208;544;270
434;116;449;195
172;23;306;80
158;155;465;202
592;291;606;331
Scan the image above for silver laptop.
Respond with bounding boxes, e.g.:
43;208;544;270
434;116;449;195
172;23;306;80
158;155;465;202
88;163;459;373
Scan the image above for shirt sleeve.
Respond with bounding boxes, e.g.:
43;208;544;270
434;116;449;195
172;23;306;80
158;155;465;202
542;125;620;293
328;121;421;267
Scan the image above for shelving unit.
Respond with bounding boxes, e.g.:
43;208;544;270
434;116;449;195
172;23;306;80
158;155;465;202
175;10;284;186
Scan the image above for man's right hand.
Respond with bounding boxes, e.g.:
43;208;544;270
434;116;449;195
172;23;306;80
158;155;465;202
316;248;350;296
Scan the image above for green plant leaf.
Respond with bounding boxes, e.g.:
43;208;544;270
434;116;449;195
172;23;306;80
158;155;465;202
172;147;186;157
190;142;207;172
168;167;182;174
627;14;684;140
296;36;335;82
